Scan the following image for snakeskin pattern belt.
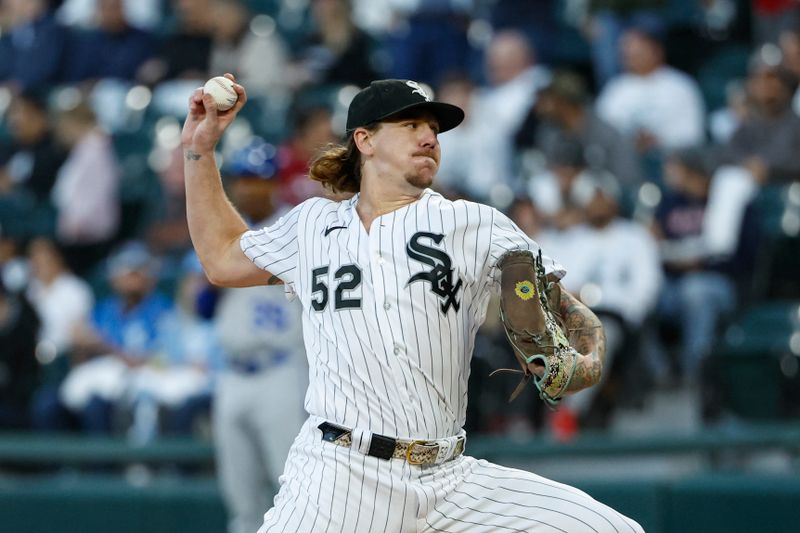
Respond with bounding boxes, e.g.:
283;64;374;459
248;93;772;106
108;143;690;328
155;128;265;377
317;422;466;466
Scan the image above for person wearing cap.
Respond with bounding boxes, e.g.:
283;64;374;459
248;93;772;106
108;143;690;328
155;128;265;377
724;46;800;184
56;241;173;434
516;69;642;188
211;139;308;533
182;75;643;532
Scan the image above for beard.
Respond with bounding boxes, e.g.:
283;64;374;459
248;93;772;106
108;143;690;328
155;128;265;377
404;171;434;189
404;155;438;189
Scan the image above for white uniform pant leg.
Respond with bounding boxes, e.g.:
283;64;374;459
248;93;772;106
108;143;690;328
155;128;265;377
214;373;272;533
248;364;307;488
215;368;305;533
257;417;418;533
418;456;644;533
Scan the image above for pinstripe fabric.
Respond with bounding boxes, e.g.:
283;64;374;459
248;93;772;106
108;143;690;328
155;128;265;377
244;189;643;533
240;189;564;441
257;417;643;533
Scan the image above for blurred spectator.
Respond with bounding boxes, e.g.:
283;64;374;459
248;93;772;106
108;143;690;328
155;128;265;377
57;242;172;433
488;0;559;66
214;141;307;533
0;0;67;91
289;0;382;89
0;278;40;429
384;0;471;87
724;47;800;184
0;91;66;240
779;26;800;113
752;0;800;46
516;69;642;188
57;0;164;31
208;0;289;97
466;30;550;204
25;237;93;358
647;148;739;385
435;72;478;197
538;176;661;427
1;91;66;205
138;0;215;86
51;101;120;276
581;0;666;87
527;137;595;231
596;21;706;156
27;237;94;431
62;0;156;83
275;105;336;205
126;251;219;441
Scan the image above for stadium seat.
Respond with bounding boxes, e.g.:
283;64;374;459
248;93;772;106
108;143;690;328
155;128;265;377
696;45;750;111
703;302;800;420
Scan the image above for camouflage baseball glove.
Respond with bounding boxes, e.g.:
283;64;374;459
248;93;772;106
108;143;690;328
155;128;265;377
491;249;578;407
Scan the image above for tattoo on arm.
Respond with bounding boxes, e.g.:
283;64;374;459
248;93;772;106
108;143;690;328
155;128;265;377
266;275;282;286
185;150;202;161
559;288;606;391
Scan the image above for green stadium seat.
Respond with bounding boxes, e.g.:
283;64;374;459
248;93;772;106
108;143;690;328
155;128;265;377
704;302;800;420
696;45;750;111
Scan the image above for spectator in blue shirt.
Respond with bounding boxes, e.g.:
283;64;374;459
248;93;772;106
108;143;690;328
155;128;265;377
62;0;155;83
56;241;173;433
0;0;67;91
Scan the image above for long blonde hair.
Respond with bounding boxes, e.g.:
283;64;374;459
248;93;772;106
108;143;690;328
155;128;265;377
309;124;379;194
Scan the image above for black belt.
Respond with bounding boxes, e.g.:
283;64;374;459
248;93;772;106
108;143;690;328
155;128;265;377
318;422;466;465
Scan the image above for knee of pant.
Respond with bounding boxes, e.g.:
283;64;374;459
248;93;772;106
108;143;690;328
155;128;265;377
31;387;65;430
83;396;114;432
677;276;723;309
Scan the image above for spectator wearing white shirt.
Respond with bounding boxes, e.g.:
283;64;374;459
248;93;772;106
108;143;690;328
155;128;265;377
466;30;550;205
27;237;94;431
596;21;705;155
25;237;93;357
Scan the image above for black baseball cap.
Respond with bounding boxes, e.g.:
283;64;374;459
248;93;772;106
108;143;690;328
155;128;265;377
346;79;464;135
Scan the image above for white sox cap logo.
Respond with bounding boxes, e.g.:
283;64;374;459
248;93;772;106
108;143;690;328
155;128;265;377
345;79;464;133
406;80;431;101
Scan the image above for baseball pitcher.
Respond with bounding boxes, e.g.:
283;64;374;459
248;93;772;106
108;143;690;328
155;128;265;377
183;74;644;533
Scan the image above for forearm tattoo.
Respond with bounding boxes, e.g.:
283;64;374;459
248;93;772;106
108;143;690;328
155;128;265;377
559;289;606;391
185;150;202;161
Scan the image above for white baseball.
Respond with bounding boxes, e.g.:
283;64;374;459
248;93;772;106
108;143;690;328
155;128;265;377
203;76;238;111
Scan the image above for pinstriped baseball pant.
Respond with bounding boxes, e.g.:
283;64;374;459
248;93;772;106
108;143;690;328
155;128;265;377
258;416;644;533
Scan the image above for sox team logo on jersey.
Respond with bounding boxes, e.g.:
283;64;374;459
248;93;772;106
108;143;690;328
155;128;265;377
406;231;463;314
406;80;431;101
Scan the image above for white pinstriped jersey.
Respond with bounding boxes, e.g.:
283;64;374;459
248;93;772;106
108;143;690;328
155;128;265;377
241;188;564;441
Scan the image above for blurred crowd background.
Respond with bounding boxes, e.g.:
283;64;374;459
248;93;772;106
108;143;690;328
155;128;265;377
1;0;799;450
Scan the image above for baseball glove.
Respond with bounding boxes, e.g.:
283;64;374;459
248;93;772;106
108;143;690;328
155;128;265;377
491;249;578;406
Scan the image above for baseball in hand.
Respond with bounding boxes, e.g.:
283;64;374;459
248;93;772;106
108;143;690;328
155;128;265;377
203;76;238;111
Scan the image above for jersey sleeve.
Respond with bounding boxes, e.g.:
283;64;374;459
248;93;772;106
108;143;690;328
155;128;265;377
485;208;565;291
240;204;302;288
